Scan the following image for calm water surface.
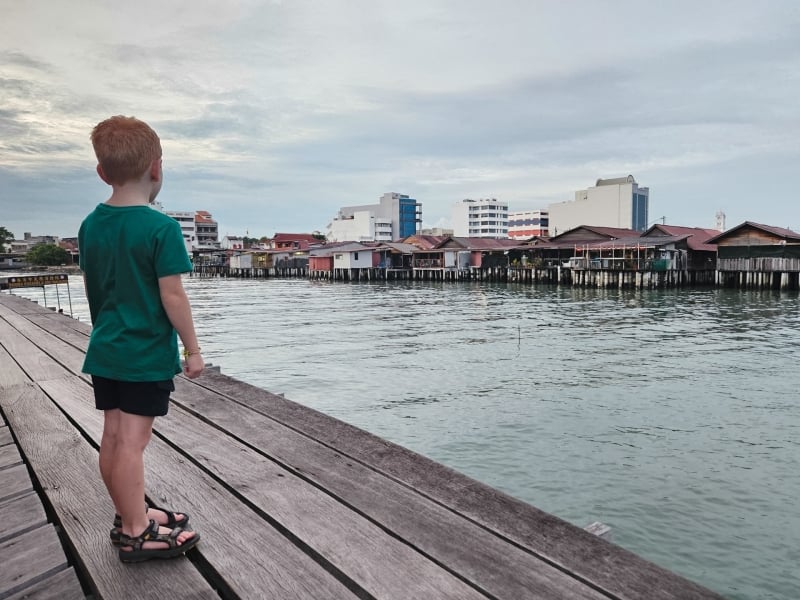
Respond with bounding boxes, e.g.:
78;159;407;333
14;275;800;600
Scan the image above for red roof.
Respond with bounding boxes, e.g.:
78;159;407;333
643;224;719;251
272;233;320;243
195;211;215;224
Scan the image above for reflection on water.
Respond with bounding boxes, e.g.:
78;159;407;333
10;276;800;599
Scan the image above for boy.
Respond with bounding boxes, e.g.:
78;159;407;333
79;115;203;562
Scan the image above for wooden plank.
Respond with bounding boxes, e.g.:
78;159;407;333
39;310;92;336
170;378;608;599
38;377;361;600
0;344;30;389
2;383;219;599
0;443;22;469
0;320;73;382
0;310;86;379
0;525;67;599
0;492;48;544
5;567;85;600
0;464;33;504
0;294;49;315
0;426;12;447
25;313;90;348
192;370;725;600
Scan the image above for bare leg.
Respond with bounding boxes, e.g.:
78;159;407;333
114;411;152;537
103;409;187;533
99;409;122;514
111;411;195;550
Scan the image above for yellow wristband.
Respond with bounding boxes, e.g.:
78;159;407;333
183;347;201;358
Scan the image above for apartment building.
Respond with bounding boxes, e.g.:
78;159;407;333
163;209;219;251
507;209;549;239
452;198;509;238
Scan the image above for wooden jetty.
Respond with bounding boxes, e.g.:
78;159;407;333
0;291;725;599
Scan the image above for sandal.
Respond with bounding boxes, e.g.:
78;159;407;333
118;519;200;563
110;503;190;545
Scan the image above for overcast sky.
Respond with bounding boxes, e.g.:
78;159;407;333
1;1;798;239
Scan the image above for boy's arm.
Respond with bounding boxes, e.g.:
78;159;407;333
158;274;204;379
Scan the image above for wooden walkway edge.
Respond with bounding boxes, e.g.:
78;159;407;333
0;291;726;600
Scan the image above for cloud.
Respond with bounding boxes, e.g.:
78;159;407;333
1;1;798;238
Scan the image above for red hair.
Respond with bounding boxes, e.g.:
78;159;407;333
91;116;162;185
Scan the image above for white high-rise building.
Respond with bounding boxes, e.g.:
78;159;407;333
452;198;509;238
327;192;421;242
548;175;649;236
327;210;393;243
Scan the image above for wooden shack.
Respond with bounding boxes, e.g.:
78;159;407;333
708;221;800;289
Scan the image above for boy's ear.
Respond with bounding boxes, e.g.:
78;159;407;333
96;164;111;184
149;158;162;182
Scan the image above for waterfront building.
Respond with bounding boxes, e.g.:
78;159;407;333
327;192;422;242
508;209;549;239
548;175;649;236
195;211;219;249
709;221;800;289
221;236;244;250
270;233;322;250
452;198;509;238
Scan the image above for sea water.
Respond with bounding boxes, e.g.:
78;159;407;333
12;275;799;599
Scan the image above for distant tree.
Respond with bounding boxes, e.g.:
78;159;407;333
26;243;71;266
0;226;14;248
311;231;326;241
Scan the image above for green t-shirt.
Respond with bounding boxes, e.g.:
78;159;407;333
78;204;193;381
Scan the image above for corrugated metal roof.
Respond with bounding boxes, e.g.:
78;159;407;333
643;225;719;252
401;235;448;249
272;233;320;242
429;237;521;251
550;226;638;242
707;221;800;244
575;235;687;250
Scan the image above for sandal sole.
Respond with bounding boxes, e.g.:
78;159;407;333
119;533;200;563
110;515;190;546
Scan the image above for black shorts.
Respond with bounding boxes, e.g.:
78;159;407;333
91;376;175;417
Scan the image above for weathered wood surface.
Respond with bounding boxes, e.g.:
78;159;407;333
5;568;86;600
0;525;70;597
0;412;85;598
0;291;726;600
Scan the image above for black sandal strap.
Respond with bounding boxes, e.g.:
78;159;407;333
118;520;160;552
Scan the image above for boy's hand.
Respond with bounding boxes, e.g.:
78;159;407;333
184;353;204;379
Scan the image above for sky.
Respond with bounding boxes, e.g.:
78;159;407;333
1;0;799;240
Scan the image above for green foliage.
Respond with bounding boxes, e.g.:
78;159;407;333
0;226;14;247
26;243;71;266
